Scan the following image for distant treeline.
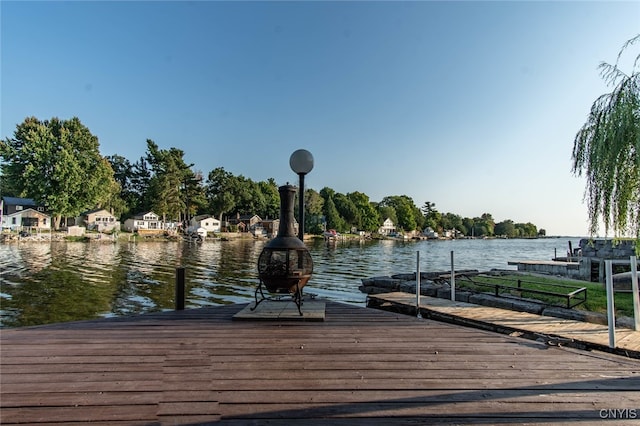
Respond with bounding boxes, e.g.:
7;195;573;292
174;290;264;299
1;116;543;237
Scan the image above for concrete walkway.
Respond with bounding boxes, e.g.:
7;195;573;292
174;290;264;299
368;292;640;358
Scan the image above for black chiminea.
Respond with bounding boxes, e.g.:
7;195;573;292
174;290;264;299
253;184;313;314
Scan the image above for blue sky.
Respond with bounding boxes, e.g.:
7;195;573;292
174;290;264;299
1;1;638;237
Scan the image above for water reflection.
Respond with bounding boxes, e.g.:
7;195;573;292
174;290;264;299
0;237;580;328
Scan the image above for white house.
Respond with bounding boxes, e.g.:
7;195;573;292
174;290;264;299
378;218;396;235
189;215;221;233
123;211;163;232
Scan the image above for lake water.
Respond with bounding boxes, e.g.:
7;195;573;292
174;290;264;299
0;237;582;328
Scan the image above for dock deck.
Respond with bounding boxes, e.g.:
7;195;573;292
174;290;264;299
368;292;640;357
2;301;639;424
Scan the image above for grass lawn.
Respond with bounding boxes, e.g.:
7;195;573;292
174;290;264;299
456;274;637;318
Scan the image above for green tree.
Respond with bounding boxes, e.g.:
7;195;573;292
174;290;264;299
572;35;640;239
442;212;466;235
462;217;475;237
495;219;516;238
421;201;442;232
258;178;280;219
304;188;325;234
99;170;127;218
380;195;418;231
232;175;263;215
469;214;495;237
106;154;139;218
515;222;538;238
0;116;116;229
333;193;359;230
144;141;189;223
205;167;236;223
130;156;153;214
323;194;346;232
479;213;495;236
183;170;207;222
348;191;381;233
319;187;335;201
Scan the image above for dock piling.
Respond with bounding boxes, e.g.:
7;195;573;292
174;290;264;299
605;260;616;348
450;251;455;302
175;267;185;310
416;251;422;318
631;256;639;331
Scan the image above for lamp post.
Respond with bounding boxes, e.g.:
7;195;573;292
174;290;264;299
289;149;314;241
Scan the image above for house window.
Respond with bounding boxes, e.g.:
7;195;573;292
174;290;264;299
37;207;44;212
16;206;23;211
43;218;47;225
12;218;16;224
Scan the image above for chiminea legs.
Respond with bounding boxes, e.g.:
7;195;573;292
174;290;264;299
251;279;304;316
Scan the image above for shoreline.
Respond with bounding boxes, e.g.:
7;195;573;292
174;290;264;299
0;229;588;244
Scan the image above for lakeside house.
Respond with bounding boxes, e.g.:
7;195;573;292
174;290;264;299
1;197;51;231
227;213;262;233
422;227;439;239
78;208;120;232
189;215;221;234
378;217;396;236
123;211;163;233
258;219;283;238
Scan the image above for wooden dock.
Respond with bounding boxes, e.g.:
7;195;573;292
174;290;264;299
2;301;640;424
368;292;640;357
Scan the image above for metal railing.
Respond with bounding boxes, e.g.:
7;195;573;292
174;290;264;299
458;274;587;309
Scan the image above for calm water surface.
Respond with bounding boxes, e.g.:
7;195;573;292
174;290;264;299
0;237;581;328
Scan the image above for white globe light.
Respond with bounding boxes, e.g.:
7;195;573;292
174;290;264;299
289;149;314;175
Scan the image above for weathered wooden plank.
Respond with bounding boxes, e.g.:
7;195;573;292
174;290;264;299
0;405;159;424
3;381;165;393
1;371;161;384
6;363;166;374
0;355;165;365
0;391;164;407
156;401;219;416
4;378;638;394
3;389;638;407
205;377;640;391
5;355;630;376
205;389;640;405
159;369;638;381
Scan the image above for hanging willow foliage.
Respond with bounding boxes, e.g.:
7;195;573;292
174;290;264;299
572;35;640;240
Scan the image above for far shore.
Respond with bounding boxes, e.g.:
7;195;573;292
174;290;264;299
1;229;583;244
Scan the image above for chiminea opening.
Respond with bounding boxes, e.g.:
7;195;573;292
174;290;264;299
253;184;313;315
